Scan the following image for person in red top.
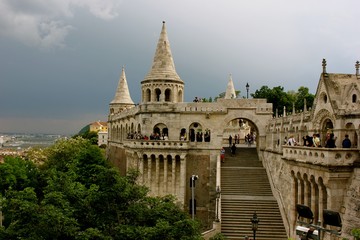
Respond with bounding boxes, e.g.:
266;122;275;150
220;147;225;163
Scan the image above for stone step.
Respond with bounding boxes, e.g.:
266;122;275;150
220;147;288;240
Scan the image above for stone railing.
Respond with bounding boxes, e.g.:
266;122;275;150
123;140;189;149
282;146;359;166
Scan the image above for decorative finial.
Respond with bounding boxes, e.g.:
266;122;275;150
322;59;327;73
356;61;359;77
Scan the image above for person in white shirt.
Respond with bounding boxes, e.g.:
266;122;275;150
287;135;297;146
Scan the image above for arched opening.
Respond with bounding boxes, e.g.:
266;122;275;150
223;118;258;147
189;122;203;142
180;128;187;140
165;89;171;102
146;89;151;102
177;90;183;102
204;129;211;142
345;122;356;147
153;123;168;140
322;118;334;146
155;88;161;102
352;94;357;103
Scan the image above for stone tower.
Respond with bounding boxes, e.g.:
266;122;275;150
141;21;184;103
224;74;236;99
109;66;135;114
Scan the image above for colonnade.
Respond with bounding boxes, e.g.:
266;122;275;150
291;171;328;226
139;154;186;204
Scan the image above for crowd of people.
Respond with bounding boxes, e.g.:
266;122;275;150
285;132;352;148
126;132;169;141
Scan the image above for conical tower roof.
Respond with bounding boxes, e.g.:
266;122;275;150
224;74;236;99
142;21;183;83
111;66;134;104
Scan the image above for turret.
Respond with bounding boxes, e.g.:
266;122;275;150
109;66;135;114
224;74;236;99
141;21;184;103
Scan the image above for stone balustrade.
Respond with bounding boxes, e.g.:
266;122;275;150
123;140;189;149
282;146;359;166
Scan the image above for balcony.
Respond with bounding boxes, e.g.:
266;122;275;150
282;146;359;166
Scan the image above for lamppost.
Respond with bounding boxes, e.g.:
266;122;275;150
246;83;249;99
251;211;259;240
190;175;198;220
215;186;221;222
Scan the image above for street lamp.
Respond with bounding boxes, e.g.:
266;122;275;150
251;211;259;240
190;175;198;220
215;186;221;222
246;83;250;99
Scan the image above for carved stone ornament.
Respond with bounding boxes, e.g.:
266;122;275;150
312;109;333;129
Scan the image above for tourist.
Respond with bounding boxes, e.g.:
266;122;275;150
228;135;232;147
325;133;336;148
313;134;321;147
342;134;351;148
231;143;236;156
287;135;297;146
284;136;288;145
220;147;225;163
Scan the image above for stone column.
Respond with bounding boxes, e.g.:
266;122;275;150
172;158;176;195
318;183;325;224
155;156;160;195
147;157;152;190
139;156;144;184
304;177;310;208
179;156;186;206
164;156;168;194
311;178;319;223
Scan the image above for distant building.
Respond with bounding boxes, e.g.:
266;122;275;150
89;121;108;133
98;131;108;146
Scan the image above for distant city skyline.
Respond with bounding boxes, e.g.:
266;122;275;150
1;0;360;134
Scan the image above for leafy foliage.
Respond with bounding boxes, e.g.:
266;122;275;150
0;138;202;239
251;85;314;116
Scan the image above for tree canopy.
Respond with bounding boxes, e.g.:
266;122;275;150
251;86;314;116
0;138;202;240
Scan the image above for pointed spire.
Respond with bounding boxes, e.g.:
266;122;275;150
143;21;182;83
356;60;359;78
303;98;307;112
111;66;134;105
224;74;236;99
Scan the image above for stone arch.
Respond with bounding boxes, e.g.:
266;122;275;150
153;123;168;139
312;109;333;130
155;88;161;102
189;122;203;142
222;116;260;147
145;88;151;102
345;122;356;147
165;88;171;102
177;89;183;102
179;128;187;140
137;123;141;134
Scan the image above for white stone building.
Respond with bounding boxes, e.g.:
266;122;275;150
107;21;360;239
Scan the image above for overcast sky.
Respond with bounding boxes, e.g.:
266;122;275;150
1;0;359;135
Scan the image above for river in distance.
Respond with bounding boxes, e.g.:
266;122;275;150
0;133;68;150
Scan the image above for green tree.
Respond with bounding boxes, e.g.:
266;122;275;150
294;86;315;111
0;138;202;240
73;130;99;145
252;85;314;116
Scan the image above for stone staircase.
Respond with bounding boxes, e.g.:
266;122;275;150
220;146;288;240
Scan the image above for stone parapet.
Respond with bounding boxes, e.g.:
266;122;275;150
123;140;188;149
282;146;359;166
